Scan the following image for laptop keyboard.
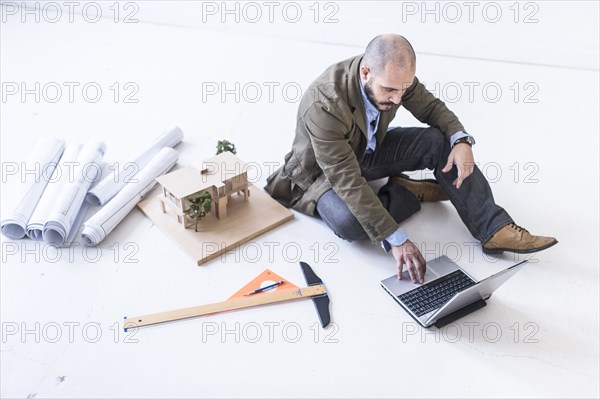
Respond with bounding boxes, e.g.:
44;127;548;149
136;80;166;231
398;269;476;317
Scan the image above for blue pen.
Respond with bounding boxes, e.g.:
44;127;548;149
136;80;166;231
244;280;285;296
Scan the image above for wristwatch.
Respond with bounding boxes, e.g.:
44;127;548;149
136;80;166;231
453;136;475;148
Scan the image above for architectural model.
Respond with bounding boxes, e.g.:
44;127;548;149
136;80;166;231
155;151;250;229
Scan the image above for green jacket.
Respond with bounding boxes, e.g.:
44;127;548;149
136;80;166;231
264;54;465;242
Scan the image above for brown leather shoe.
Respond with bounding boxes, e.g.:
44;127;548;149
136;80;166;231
483;223;558;254
389;175;449;202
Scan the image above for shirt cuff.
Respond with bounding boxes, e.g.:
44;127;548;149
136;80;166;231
450;131;475;147
380;228;409;252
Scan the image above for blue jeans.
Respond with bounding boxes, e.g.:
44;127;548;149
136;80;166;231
315;127;513;243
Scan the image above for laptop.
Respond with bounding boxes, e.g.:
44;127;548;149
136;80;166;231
381;255;527;328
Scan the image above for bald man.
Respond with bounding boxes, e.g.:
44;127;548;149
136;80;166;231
265;34;557;283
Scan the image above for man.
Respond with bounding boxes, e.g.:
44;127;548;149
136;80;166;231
265;34;557;284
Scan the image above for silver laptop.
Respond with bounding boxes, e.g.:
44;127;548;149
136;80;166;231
381;255;527;328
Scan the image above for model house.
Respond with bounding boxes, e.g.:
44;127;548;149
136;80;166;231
155;152;250;229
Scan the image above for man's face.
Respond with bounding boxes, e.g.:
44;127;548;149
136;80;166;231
361;62;415;112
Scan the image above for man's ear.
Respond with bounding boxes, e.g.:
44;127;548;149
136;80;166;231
360;65;370;82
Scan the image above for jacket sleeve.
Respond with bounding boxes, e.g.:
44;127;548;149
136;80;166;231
401;76;466;138
302;102;399;242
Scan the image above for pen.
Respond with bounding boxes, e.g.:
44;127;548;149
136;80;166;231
244;280;285;296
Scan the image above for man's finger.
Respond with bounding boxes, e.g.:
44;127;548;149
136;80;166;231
418;252;427;267
456;162;463;180
397;260;404;280
411;255;424;284
406;258;417;283
442;154;454;173
416;256;427;284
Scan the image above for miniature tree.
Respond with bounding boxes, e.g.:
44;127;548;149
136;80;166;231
216;140;236;155
184;191;212;232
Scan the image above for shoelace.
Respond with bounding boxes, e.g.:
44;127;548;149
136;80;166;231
509;223;529;233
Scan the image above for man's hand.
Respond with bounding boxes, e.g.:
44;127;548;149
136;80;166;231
391;240;426;284
442;143;475;189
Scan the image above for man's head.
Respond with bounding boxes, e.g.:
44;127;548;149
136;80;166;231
359;34;416;112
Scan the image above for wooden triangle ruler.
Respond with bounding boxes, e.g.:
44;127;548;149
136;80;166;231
124;269;315;331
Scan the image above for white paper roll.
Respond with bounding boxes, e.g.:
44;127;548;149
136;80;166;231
1;138;65;239
85;126;183;206
26;143;82;240
81;147;179;246
43;141;106;247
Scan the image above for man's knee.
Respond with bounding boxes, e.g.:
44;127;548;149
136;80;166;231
316;190;369;242
424;127;446;149
422;128;449;168
329;213;369;242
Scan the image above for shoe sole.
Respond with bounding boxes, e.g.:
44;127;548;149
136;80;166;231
482;239;558;255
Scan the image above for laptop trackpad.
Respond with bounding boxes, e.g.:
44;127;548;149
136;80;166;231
383;268;440;296
381;255;461;296
401;267;440;282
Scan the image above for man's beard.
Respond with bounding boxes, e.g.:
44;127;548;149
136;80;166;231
364;80;395;112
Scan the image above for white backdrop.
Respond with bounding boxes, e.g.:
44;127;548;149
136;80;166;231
10;0;600;70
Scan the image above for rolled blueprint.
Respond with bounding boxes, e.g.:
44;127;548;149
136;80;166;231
81;147;179;246
26;143;82;240
85;126;183;206
1;138;65;239
43;141;106;246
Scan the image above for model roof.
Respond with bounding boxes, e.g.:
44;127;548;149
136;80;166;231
156;152;248;199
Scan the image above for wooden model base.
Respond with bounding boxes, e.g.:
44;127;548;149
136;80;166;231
137;185;294;265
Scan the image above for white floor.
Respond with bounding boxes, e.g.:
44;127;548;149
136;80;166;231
1;3;599;398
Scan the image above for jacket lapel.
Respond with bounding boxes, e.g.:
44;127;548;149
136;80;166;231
347;56;368;139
